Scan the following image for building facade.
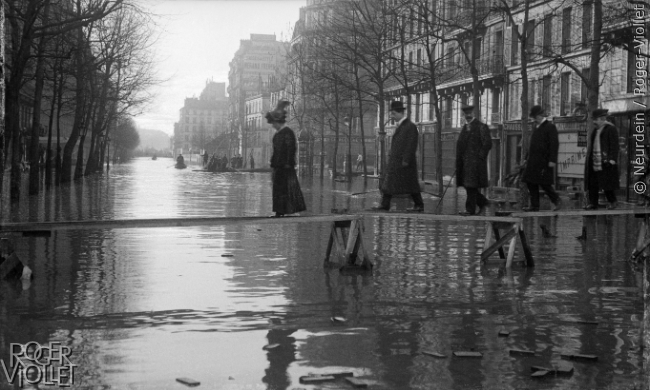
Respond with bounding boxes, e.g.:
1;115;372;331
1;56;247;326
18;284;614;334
244;93;272;168
173;80;229;155
228;34;289;158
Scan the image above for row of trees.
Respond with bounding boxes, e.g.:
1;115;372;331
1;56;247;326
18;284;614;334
286;0;645;187
2;0;159;202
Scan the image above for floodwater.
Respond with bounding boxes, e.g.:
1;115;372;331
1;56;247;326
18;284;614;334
0;157;645;390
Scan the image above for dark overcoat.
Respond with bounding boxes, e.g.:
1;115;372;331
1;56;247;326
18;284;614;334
270;126;297;168
522;119;559;185
584;122;620;191
381;118;421;195
270;126;306;215
456;119;491;188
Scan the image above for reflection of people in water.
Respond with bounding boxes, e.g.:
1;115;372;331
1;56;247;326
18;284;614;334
262;328;296;389
176;154;184;165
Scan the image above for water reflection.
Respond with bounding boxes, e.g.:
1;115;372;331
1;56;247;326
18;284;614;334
0;158;643;389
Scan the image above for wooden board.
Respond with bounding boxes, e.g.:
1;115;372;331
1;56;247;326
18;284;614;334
512;208;650;218
359;211;522;223
0;214;364;233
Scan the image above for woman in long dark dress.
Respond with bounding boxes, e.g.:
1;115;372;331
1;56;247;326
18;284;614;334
266;101;306;217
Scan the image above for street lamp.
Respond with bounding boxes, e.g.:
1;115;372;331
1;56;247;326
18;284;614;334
343;115;352;178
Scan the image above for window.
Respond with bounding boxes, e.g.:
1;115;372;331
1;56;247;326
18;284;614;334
543;15;552;57
542;75;552;110
511;24;519;65
410;9;414;38
444;96;453;126
526;19;535;60
409;51;413;68
562;7;572;54
417;49;422;66
494;30;504;57
415;94;421;122
627;48;636;93
447;0;455;19
476;37;482;61
492;89;500;121
581;67;590;101
582;1;592;49
560;72;570;115
429;92;435;120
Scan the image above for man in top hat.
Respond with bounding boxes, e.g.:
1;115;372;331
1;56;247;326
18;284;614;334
372;100;424;212
521;105;562;211
456;105;492;216
584;108;619;209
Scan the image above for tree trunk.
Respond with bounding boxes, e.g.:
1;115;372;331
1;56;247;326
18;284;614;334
61;25;86;183
29;1;51;195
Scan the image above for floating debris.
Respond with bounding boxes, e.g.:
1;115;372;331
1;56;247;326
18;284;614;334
221;254;234;257
531;370;550;378
561;353;598;361
453;351;482;358
530;366;554;372
326;372;354;378
498;330;510;337
331;316;347;323
345;377;369;388
263;343;280;350
554;362;575;375
574;320;599;325
509;349;535;356
176;377;200;387
422;350;446;358
299;375;336;384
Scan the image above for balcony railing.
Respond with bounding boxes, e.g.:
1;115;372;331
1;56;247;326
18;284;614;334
439;55;505;85
490;112;502;124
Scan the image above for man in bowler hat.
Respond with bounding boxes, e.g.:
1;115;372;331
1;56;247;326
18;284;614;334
372;100;424;212
521;105;562;211
456;105;492;216
584;108;619;209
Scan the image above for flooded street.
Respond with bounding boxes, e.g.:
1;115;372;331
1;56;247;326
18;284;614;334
0;157;644;389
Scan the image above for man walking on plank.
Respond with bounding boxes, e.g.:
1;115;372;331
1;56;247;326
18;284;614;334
584;108;619;210
521;105;562;212
372;100;424;212
456;105;491;216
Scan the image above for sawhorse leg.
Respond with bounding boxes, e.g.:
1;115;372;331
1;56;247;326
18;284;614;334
324;218;372;270
481;221;533;268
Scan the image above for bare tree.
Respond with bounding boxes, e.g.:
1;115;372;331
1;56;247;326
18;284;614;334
4;0;126;199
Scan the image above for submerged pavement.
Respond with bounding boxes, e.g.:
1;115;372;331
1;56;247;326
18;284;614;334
0;157;645;389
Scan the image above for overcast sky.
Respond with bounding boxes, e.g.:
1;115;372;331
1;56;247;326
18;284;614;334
137;0;306;135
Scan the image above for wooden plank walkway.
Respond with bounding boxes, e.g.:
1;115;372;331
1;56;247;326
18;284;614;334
511;208;650;218
0;214;363;233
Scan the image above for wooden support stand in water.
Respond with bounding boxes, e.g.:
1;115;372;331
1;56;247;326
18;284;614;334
481;220;534;268
324;218;372;271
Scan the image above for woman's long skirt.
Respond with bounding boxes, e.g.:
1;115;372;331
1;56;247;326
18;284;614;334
272;167;306;215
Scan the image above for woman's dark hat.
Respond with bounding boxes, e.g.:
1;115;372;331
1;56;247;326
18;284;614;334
461;105;474;114
592;108;609;118
265;100;291;124
529;105;545;117
390;101;405;112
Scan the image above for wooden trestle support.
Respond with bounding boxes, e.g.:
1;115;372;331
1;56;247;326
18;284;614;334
323;217;372;270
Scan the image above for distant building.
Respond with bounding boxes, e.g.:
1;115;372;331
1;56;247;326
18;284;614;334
228;34;289;157
244;93;272;168
174;80;229;154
